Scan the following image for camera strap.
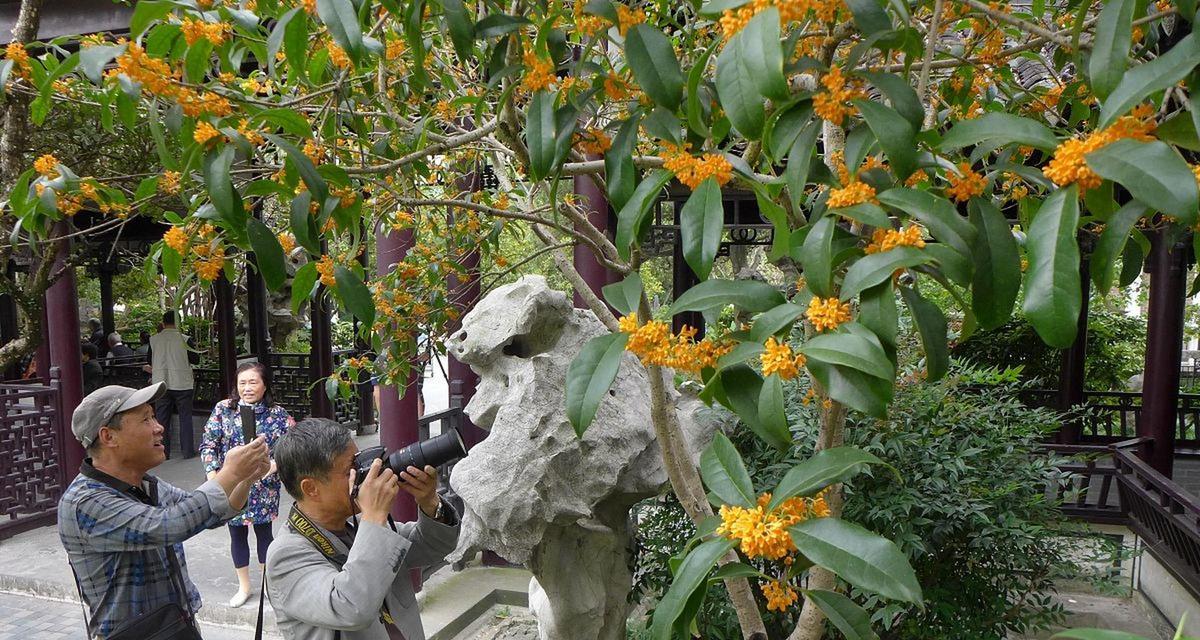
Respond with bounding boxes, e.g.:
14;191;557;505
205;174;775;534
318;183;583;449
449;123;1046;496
286;505;399;628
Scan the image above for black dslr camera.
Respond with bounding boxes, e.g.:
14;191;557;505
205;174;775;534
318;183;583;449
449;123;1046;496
352;427;467;487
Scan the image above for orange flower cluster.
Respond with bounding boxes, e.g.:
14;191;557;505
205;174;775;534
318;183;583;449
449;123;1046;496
573;2;606;37
194;122;221;145
33;154;59;178
278;232;296;254
719;0;844;40
195;246;226;281
813;67;865;126
760;337;806;380
4;42;30;79
1043;104;1157;191
574;128;612;155
386;38;406;61
945;162;986;202
761;580;799;612
159;170;181;195
615;4;646;35
661;144;733;189
163;226;189;253
326;41;351;69
806;296;851;332
716;492;830;560
181;19;231;46
316;254;337;287
617;314;732;374
521;50;557;93
827;180;876;208
865;225;925;254
110;43;231;117
603;73;633;101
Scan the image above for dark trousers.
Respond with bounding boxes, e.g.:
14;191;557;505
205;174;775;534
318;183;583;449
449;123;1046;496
155;388;195;457
229;523;274;568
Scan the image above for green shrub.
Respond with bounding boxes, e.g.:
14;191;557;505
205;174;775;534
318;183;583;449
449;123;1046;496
630;366;1120;639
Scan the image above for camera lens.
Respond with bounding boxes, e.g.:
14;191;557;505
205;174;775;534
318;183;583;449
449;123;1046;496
386;428;467;474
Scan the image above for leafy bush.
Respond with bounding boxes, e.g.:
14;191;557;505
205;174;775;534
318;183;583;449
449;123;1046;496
631;366;1120;639
951;309;1145;391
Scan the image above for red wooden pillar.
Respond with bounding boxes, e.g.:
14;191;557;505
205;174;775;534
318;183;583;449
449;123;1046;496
572;173;617;309
214;273;237;399
1139;227;1188;477
355;222;375;431
309;286;334;419
447;170;486;449
376;226;419;517
1057;257;1090;444
46;223;84;478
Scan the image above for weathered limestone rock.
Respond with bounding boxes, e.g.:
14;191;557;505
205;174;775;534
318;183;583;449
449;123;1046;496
447;276;719;640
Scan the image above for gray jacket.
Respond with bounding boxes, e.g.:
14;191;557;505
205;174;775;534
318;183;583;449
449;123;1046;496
265;504;460;640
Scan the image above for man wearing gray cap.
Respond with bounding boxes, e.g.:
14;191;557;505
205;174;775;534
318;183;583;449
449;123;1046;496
58;382;272;639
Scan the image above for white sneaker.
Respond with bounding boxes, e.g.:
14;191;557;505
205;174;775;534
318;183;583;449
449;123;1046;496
228;589;251;608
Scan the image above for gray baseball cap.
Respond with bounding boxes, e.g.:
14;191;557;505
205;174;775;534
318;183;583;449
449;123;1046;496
71;382;167;447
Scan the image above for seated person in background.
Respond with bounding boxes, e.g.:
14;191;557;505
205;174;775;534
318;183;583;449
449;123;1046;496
58;382;271;639
81;343;103;395
108;332;136;358
135;330;152;356
267;418;459;640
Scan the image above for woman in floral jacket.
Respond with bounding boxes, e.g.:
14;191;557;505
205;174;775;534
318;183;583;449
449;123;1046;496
200;360;294;607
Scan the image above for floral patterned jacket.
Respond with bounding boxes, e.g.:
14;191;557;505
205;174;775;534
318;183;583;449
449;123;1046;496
199;399;294;525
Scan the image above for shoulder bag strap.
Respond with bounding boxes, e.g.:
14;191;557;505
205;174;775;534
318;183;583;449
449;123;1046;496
67;560;93;635
162;544;196;619
254;570;268;640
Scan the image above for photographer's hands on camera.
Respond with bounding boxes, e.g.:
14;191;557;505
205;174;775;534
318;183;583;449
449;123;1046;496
352;460;441;526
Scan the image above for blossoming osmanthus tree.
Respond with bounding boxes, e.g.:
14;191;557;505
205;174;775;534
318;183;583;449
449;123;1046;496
2;0;1197;637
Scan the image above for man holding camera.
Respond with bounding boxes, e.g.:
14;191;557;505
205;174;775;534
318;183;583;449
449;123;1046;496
58;382;272;639
268;418;460;640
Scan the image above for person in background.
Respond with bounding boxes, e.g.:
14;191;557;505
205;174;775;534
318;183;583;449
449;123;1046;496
143;311;196;458
81;343;103;395
58;382;271;639
200;361;294;607
135;330;152;357
108;332;135;358
87;318;108;358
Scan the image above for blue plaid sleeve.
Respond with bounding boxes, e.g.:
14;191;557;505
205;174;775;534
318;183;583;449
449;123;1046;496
73;480;232;551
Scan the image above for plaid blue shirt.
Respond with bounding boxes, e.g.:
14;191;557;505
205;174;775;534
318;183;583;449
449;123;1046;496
58;460;237;638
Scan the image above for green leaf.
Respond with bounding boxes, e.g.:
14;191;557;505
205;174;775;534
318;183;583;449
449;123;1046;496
1086;139;1199;224
289;191;320;255
649;538;734;640
854;100;916;179
877;188;974;257
1156;111;1200;151
766;100;813;162
80;44;125;84
767;447;884;510
716;28;765;139
615;169;672;261
834;203;891;229
801;215;836;298
475;14;531;38
566;333;630;436
789;517;922;604
718;364;762;436
184;38;213;84
786;122;821;213
671;278;786;314
860;72;922;130
845;0;892;36
1022;185;1082;348
699;0;753;14
257;108;313;138
131;0;175;38
686;44;716;138
805;590;879;640
939;112;1060;152
840;247;932;301
266;134;328;203
740;8;788;100
806;357;892;418
1089;0;1134;100
443;0;475;61
680;178;724;281
1100;32;1200;128
161;245;182;283
700;432;756;507
899;286;948;381
601;272;643;316
333;265;374;328
801;326;894;381
317;0;364;64
284;8;309;80
757;375;791;450
756;188;792;261
526;90;556;181
291;262;318;314
247;218;287;291
605;115;640;210
750;303;805;342
625;24;683;111
968;198;1020;330
716;341;764;371
1050;631;1152;640
710;563;767;582
203;147;246;227
266;8;300;76
1120;236;1145;288
858;282;897;359
1092;201;1147;294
